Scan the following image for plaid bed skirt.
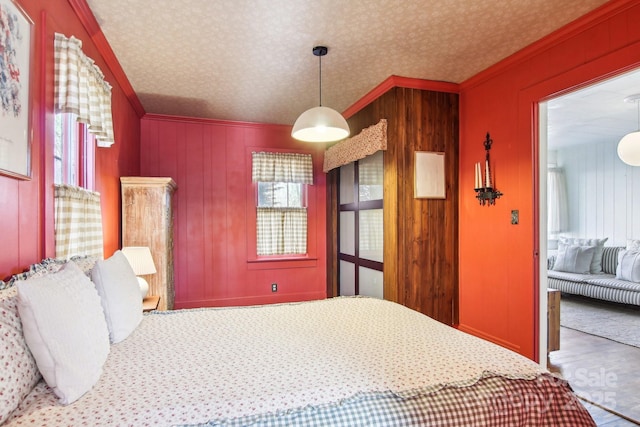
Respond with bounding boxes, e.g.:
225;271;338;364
184;373;595;427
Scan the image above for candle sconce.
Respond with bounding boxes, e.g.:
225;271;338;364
474;132;503;206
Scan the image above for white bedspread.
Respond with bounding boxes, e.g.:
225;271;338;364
7;297;546;426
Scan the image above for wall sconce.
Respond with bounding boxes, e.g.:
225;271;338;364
474;132;503;206
121;246;157;299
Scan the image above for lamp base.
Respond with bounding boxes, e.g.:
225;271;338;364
137;277;149;299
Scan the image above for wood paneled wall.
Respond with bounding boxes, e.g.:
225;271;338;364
0;0;141;281
556;140;640;245
459;0;640;360
329;87;459;325
140;115;328;309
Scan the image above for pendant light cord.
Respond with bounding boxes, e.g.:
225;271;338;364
318;53;323;107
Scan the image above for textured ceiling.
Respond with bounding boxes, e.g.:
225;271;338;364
547;69;640;149
86;0;609;126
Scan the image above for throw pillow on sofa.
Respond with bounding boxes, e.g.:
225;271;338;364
558;236;608;273
616;250;640;283
627;239;640;252
552;245;596;274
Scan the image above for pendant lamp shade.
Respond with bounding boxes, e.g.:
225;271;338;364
292;46;350;143
618;94;640;166
618;131;640;166
292;106;350;143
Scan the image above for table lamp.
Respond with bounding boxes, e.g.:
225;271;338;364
121;246;157;299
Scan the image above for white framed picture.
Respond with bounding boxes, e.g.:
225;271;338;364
414;151;445;199
0;0;33;179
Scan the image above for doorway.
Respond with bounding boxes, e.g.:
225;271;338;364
538;67;640;422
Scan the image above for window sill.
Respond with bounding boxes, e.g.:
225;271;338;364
247;256;318;270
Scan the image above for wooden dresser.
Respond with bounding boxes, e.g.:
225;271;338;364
121;177;177;310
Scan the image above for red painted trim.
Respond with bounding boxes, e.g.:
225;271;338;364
342;75;460;119
39;10;48;260
68;0;145;118
460;0;638;90
143;113;293;130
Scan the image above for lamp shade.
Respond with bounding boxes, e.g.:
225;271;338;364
291;107;350;143
618;131;640;166
121;247;157;275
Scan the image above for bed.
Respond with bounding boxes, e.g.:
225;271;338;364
1;255;595;426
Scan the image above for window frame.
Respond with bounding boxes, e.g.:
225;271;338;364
246;148;319;268
54;112;96;190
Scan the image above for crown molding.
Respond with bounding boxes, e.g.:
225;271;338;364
342;75;460;119
460;0;639;91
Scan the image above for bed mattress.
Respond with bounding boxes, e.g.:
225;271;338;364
6;297;594;426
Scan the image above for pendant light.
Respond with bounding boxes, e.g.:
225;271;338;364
292;46;350;143
618;94;640;166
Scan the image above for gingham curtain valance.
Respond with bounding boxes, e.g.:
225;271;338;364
323;119;387;172
257;208;307;255
54;33;115;147
54;184;104;259
252;152;313;184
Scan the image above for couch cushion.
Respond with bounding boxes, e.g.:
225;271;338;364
551;245;595;274
601;247;624;275
627;239;640;252
616;250;640;283
558;237;608;273
547;270;612;282
584;277;640;293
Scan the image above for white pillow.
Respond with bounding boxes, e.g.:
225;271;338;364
558;236;608;273
91;250;143;343
552;245;596;274
626;239;640;252
17;261;110;405
616;250;640;282
0;286;41;424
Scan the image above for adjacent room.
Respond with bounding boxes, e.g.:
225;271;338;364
542;67;640;423
1;0;640;425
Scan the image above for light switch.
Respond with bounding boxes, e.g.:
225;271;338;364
511;210;519;225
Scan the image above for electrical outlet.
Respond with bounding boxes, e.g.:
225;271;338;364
511;209;519;225
271;283;278;292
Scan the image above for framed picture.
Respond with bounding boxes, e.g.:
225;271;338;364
414;151;445;199
0;0;33;180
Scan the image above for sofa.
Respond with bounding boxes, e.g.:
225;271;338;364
547;240;640;306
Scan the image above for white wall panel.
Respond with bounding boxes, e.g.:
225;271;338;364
557;138;640;246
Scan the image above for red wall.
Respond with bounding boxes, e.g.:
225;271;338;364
140;115;327;308
458;0;640;360
0;0;140;281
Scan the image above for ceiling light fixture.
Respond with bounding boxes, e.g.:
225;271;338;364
291;46;350;143
618;94;640;166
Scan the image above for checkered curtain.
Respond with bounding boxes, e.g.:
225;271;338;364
252;152;313;184
54;33;114;147
257;208;307;255
252;152;312;255
54;184;104;259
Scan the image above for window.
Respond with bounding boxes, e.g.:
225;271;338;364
252;152;313;256
54;112;95;189
257;182;303;208
52;32;111;259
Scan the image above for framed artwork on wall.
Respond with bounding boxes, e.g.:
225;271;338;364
415;151;445;199
0;0;33;180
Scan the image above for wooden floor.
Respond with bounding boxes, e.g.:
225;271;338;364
549;326;640;426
